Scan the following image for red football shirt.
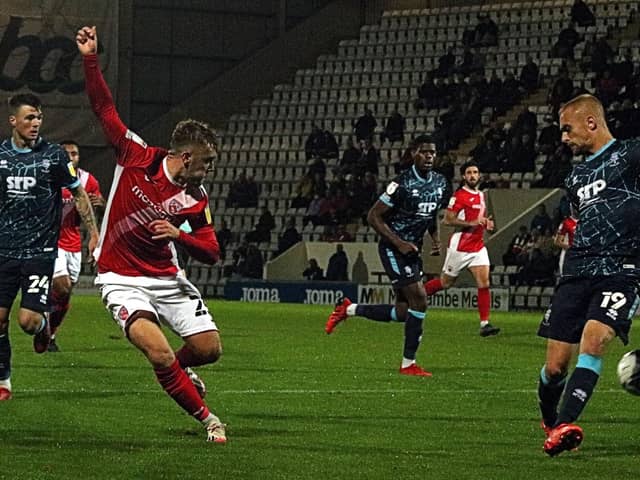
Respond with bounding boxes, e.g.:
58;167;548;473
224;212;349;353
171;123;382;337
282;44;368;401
58;169;102;252
447;187;487;253
84;54;219;277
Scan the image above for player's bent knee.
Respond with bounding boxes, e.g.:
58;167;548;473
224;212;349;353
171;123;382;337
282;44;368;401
544;363;568;379
17;310;44;334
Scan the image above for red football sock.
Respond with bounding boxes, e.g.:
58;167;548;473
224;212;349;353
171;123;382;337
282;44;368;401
424;278;443;296
154;358;210;421
478;287;491;322
49;291;70;336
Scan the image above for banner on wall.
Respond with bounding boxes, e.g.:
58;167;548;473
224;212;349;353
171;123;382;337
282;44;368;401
358;285;510;311
224;281;358;304
0;1;118;144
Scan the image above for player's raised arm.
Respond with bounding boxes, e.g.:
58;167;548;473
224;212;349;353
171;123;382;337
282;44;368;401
76;25;128;150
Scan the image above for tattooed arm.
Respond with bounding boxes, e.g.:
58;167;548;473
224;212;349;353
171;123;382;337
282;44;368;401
69;184;100;259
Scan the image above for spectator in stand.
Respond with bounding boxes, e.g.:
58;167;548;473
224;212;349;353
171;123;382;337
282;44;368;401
502;72;525;106
434;151;455;185
613;49;634;89
291;173;314;208
353;172;379;224
275;217;301;257
327;188;351;225
503;225;532;266
226;170;247;207
415;74;441;110
551;22;581;59
473;14;499;47
226;170;258;208
351;251;369;284
216;219;232;260
380;109;406;145
340;137;360;176
307;156;326;179
514;106;538;137
232;242;263;279
321;128;339;159
304;126;324;160
303;193;331;227
357;139;380;178
549;70;574;114
531;204;553;234
392;146;413;174
303;259;324;281
326;244;349;281
538;115;561;155
590;35;615;75
435;47;456;78
515;244;557;287
595;69;620;106
305;126;339;160
246;206;275;244
353;109;377;142
570;0;595;27
520;56;540;93
535;143;574;188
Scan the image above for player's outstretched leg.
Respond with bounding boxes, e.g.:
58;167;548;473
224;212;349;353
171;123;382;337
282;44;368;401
325;297;352;334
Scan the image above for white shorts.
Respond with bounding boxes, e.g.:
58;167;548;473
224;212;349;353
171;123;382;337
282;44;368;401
95;272;217;338
442;246;490;278
53;249;82;283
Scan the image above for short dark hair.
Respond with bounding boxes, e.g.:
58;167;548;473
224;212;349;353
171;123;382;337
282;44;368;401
410;134;435;149
59;140;79;149
460;160;480;176
170;119;218;152
8;93;42;114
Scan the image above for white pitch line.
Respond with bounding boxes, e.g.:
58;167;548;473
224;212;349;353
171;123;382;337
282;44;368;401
15;388;628;395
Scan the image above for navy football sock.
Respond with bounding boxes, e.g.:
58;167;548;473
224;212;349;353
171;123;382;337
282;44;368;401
555;354;602;426
538;366;566;428
556;367;600;426
0;333;11;381
403;309;425;360
355;304;396;322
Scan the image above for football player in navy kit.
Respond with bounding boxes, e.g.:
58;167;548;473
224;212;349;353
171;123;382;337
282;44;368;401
326;135;450;376
538;94;640;455
0;94;98;400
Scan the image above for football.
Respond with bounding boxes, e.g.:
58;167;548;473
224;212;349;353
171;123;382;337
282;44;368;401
617;350;640;395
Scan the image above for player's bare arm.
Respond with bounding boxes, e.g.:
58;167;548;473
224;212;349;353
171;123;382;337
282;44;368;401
367;201;418;255
76;26;98;55
69;184;99;257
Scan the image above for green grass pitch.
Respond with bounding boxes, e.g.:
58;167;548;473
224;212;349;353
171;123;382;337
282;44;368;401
2;296;639;479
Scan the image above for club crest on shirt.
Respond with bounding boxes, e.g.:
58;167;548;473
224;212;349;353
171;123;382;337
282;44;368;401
168;199;183;215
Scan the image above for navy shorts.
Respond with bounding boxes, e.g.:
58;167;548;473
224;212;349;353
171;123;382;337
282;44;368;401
0;257;54;312
537;275;640;345
378;243;423;288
